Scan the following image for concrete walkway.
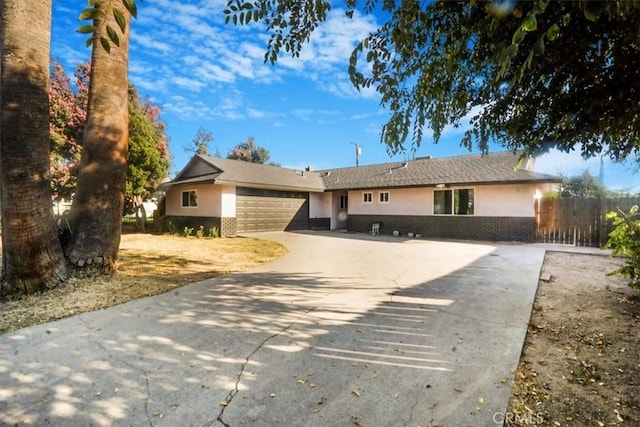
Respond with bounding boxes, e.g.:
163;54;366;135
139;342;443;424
1;231;547;426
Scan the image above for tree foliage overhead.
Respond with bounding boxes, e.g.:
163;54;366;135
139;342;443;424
227;136;271;164
225;0;639;162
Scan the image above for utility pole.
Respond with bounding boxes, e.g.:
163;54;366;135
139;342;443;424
350;142;361;167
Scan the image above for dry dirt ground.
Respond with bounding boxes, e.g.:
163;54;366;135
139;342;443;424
1;236;638;426
506;251;640;427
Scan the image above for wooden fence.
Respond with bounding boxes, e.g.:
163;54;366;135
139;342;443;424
535;197;640;247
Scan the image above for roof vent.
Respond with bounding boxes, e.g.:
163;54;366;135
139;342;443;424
322;171;331;177
402;162;408;168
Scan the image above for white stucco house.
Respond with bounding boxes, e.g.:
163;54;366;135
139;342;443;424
158;151;561;242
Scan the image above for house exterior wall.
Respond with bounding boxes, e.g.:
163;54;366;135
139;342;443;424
165;183;221;217
164;184;238;237
220;184;236;217
163;180;550;241
475;184;538;217
309;192;331;230
347;184;540;217
343;183;545;241
349;187;431;216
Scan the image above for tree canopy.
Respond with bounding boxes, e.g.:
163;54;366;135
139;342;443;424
227;136;271;164
125;84;171;212
184;127;214;156
559;170;608;198
49;60;170;210
225;0;639;163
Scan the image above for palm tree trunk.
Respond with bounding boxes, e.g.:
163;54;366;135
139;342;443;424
64;1;131;274
0;0;67;294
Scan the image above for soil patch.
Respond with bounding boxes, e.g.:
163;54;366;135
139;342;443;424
506;251;640;426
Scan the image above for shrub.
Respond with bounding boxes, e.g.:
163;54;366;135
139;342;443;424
183;226;194;237
157;217;177;235
195;225;205;239
208;226;220;238
605;205;640;289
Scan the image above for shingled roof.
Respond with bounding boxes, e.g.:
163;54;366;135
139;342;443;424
318;151;561;191
162;154;325;192
161;151;560;193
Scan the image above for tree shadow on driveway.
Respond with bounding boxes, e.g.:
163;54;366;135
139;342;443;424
0;242;545;426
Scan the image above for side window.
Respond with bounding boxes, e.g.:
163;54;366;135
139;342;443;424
433;190;452;215
454;189;474;215
182;190;198;207
434;188;474;215
363;192;373;203
340;194;348;209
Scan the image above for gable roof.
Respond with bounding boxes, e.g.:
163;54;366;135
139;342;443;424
160;154;326;192
319;151;561;190
160;151;561;193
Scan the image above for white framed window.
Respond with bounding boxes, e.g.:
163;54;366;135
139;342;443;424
433;188;474;215
182;190;198;207
379;191;390;203
363;192;373;203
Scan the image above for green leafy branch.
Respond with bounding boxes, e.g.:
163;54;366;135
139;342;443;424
223;0;331;64
78;0;139;53
605;205;640;289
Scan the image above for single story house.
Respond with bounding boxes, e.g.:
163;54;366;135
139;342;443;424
158;151;561;242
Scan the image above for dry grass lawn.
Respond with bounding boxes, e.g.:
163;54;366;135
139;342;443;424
0;234;287;334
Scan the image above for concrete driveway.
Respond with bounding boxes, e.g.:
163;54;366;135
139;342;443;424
0;231;545;427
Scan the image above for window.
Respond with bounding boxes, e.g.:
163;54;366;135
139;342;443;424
363;192;372;203
340;194;348;209
379;191;390;203
182;190;198;207
434;188;474;215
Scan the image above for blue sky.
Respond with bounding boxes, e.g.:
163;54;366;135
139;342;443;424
51;0;638;192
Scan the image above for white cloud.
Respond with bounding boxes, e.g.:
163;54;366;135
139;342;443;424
535;150;601;177
133;33;173;54
172;76;207;91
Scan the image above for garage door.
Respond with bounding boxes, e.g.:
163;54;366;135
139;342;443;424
236;187;309;233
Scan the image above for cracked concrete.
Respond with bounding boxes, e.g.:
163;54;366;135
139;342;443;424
217;307;317;427
0;231;545;426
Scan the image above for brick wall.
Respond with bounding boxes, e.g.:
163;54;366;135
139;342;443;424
309;217;330;230
220;217;236;237
347;214;535;242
